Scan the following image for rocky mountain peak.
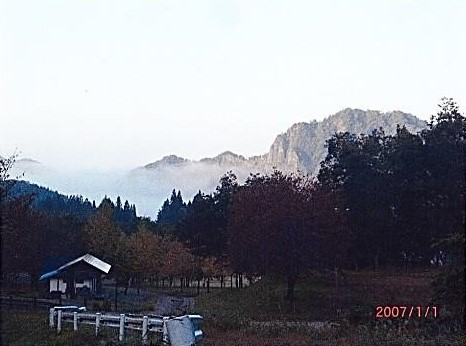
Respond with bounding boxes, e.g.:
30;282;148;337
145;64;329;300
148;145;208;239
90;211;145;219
265;109;427;174
142;108;427;178
200;151;247;165
144;155;189;169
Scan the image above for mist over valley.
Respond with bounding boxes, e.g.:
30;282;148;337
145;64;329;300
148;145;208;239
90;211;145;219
10;108;427;218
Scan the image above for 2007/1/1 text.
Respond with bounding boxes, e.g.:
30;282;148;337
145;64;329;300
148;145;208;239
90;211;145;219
375;306;438;318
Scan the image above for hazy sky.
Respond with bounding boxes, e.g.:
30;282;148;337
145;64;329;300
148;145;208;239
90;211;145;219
1;0;465;170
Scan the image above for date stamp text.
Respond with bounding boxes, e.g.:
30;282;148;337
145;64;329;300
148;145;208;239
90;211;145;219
375;305;438;318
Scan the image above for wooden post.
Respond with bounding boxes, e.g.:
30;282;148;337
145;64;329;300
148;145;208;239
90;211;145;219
57;310;62;333
95;313;101;336
49;308;55;328
142;315;148;344
119;314;125;341
114;279;118;311
73;311;78;331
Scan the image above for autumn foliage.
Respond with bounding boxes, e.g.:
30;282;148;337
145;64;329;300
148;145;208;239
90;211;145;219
228;171;348;300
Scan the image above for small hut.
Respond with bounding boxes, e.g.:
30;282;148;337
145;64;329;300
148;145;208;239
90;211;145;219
39;253;111;298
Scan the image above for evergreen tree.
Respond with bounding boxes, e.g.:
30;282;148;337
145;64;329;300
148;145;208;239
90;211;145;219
156;189;187;225
426;98;465;323
178;191;217;257
178;172;238;259
318;130;393;268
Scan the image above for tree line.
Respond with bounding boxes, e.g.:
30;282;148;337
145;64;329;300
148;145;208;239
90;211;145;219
317;99;464;271
160;98;464;308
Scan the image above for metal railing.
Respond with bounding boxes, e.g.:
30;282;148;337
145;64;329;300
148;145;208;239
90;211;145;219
49;306;203;344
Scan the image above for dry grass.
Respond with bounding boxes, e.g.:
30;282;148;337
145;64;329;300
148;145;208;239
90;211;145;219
1;270;464;345
0;308;162;345
195;269;465;345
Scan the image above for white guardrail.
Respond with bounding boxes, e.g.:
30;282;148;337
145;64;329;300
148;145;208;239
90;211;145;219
49;306;203;345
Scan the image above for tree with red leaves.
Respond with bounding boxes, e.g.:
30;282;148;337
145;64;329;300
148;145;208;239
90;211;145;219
228;170;346;301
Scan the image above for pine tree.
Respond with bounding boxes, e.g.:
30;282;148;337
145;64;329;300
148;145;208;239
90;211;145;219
156;190;187;225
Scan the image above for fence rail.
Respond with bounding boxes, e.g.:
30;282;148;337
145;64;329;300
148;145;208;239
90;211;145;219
0;296;59;309
49;306;203;344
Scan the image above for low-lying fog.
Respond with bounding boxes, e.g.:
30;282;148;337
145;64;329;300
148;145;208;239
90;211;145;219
10;158;267;219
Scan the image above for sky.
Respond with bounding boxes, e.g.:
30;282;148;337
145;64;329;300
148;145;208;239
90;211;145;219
1;0;465;171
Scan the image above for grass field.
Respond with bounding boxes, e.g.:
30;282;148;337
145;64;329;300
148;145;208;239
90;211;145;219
195;269;464;345
1;269;464;345
0;308;165;346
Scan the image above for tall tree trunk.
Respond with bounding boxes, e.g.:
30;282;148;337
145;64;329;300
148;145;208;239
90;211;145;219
124;277;129;295
334;266;339;288
334;258;339;288
353;259;359;271
286;277;296;303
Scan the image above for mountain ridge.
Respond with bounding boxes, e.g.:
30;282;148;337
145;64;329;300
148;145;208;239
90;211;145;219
8;108;428;218
142;108;427;175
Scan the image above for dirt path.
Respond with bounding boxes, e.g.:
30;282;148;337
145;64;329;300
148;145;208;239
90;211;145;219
153;295;194;315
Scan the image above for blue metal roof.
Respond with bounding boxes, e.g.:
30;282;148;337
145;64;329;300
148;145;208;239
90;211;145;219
39;269;60;281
